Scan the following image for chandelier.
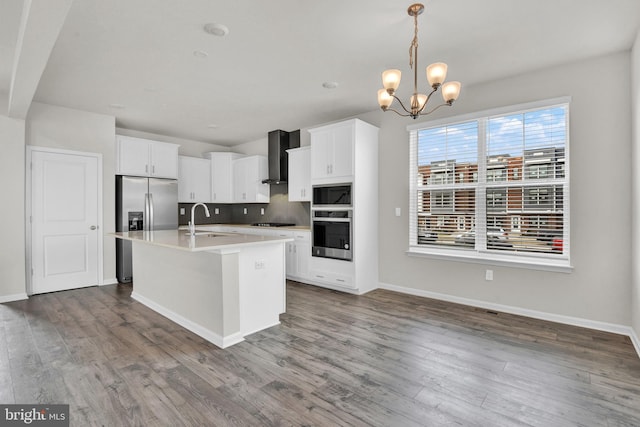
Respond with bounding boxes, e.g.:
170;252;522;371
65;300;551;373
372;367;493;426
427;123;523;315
377;3;461;119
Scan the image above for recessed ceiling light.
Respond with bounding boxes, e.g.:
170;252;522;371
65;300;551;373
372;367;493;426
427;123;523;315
108;103;125;109
193;50;209;58
203;23;229;37
207;124;219;129
322;81;339;89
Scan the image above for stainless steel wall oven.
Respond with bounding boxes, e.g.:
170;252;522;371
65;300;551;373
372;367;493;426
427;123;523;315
312;209;352;261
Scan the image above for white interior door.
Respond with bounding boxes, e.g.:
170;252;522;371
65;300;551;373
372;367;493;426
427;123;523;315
31;149;101;294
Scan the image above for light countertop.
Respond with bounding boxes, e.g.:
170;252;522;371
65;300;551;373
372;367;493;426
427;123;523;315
110;229;293;252
185;223;311;232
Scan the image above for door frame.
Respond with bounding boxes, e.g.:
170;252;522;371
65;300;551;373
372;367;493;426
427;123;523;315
26;146;104;296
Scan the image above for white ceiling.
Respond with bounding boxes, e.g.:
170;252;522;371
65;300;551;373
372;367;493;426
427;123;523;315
2;0;639;146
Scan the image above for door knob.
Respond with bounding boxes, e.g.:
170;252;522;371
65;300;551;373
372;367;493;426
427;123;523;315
90;225;97;230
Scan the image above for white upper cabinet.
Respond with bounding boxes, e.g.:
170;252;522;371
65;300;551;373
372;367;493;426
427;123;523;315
116;135;179;179
178;156;211;203
309;121;354;182
205;152;244;203
233;155;270;203
287;146;311;202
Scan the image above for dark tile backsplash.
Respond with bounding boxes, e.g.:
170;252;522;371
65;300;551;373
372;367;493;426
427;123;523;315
179;184;310;226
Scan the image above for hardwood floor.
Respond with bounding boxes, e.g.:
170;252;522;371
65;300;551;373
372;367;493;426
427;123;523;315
1;281;640;426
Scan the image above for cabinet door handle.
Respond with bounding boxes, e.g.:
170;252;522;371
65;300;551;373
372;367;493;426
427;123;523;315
152;165;155;174
145;164;149;173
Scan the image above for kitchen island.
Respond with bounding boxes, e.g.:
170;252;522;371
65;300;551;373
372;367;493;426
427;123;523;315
110;229;292;348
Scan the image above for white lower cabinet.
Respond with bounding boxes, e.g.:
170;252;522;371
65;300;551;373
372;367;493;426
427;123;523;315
308;256;356;291
286;232;310;280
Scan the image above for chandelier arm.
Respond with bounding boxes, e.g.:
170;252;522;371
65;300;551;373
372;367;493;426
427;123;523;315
390;94;414;116
418;102;453;116
384;107;413;118
415;86;439;115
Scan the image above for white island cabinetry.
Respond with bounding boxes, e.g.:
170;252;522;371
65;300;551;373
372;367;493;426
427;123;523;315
116;135;179;179
193;225;311;282
111;230;291;348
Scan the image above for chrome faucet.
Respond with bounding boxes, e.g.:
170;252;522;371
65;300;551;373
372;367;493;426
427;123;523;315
188;203;210;235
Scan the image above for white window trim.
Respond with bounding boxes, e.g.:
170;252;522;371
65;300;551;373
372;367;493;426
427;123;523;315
407;97;572;272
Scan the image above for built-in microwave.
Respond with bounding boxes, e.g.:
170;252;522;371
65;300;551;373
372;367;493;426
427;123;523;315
312;183;352;208
312;210;352;261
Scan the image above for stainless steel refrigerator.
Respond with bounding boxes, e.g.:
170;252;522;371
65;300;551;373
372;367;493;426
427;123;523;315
116;175;178;283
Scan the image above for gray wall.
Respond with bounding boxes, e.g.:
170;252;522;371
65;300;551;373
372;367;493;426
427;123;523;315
632;31;640;340
361;51;633;326
0;112;27;300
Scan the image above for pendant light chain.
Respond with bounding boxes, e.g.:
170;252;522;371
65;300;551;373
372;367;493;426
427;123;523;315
409;12;418;71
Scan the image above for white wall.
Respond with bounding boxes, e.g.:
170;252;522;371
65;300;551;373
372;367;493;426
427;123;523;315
631;31;640;340
26;102;118;283
0;113;27;301
361;51;633;326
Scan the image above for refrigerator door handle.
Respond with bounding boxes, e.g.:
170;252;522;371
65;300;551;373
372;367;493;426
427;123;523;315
144;193;150;232
148;193;155;231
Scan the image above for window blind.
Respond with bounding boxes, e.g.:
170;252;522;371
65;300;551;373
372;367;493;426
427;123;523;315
409;101;569;263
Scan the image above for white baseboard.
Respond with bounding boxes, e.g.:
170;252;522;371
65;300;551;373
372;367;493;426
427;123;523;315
630;328;640;358
0;293;28;303
131;291;244;349
378;282;640;359
100;278;119;286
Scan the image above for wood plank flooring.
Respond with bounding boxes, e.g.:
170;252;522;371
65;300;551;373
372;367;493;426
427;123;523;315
1;281;640;426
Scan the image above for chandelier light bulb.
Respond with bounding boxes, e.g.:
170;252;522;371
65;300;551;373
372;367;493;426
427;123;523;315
382;69;402;94
426;62;448;88
442;81;462;104
378;89;394;109
410;94;428;111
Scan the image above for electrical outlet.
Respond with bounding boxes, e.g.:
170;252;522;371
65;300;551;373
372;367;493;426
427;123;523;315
214;207;219;215
243;207;248;215
485;269;494;281
395;207;401;217
254;260;265;270
179;207;185;215
260;208;265;215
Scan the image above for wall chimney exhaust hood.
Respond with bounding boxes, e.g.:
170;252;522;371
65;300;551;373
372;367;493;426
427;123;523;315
262;129;300;184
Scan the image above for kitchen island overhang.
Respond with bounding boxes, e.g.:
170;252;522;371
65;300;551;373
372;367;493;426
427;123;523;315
110;230;293;348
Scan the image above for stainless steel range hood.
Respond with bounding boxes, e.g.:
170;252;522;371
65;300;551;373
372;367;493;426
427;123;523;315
262;129;300;184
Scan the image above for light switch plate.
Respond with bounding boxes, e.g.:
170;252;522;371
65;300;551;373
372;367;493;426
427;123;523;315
395;207;401;217
214;208;219;215
180;207;185;215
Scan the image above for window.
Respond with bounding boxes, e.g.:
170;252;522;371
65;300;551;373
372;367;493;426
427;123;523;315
409;98;570;270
